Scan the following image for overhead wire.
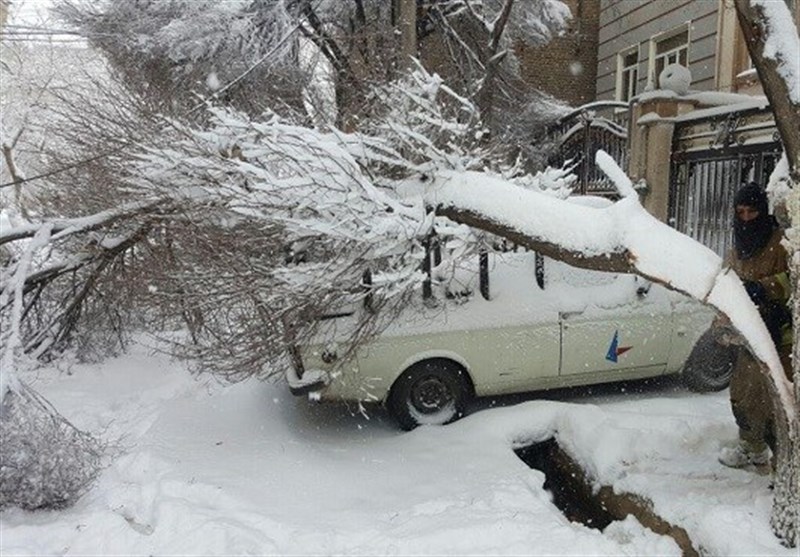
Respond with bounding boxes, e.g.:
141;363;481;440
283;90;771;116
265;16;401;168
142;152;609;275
0;15;307;189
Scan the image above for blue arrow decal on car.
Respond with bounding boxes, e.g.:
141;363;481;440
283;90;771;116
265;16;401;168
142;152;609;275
606;330;633;363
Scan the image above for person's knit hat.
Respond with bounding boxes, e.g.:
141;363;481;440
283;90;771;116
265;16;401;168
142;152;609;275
734;182;768;215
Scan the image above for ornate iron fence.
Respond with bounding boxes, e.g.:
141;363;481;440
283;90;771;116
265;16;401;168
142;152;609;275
669;105;782;257
546;101;629;195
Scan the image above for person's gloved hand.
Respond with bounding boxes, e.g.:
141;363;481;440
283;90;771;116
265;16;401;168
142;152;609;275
743;280;767;306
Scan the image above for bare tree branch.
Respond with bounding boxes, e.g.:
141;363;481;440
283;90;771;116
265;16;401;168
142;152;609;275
0;200;161;246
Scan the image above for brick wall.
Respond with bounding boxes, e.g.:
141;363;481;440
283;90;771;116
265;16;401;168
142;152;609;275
419;0;600;108
516;0;600;107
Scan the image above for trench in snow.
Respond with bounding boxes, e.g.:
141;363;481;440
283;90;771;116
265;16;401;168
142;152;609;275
514;438;699;557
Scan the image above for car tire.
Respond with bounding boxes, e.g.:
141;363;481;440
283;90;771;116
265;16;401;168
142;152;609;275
681;328;738;393
387;359;472;431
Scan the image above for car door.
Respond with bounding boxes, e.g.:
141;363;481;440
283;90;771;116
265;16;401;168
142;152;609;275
560;307;672;376
447;252;561;395
456;320;562;395
548;261;673;377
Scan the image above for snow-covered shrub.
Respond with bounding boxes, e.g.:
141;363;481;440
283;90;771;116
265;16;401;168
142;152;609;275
0;383;103;510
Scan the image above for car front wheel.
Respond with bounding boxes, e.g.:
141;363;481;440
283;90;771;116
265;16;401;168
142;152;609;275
387;360;472;431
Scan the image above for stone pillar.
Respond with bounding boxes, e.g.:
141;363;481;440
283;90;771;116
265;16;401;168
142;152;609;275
628;93;697;223
715;0;740;93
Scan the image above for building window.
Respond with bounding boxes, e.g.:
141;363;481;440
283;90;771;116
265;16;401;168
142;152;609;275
617;48;639;102
650;28;689;87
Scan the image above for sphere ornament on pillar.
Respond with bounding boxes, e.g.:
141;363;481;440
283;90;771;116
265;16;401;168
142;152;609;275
658;64;692;95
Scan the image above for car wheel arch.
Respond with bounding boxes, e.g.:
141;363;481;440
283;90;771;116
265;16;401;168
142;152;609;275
385;352;476;403
386;356;475;430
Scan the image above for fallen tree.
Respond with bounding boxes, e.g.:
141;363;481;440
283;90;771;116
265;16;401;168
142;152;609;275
1;1;797;543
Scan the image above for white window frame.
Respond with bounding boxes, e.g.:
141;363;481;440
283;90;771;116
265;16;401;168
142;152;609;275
647;23;691;89
615;45;640;102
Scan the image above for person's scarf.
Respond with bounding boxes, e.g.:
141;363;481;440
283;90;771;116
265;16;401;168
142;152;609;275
733;182;775;260
734;211;776;260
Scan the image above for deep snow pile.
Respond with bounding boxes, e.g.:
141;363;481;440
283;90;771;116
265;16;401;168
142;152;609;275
0;344;793;556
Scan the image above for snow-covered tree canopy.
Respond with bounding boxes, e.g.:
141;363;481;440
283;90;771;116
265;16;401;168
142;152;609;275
1;0;575;388
55;0;571;130
54;0;308;117
0;63;562;381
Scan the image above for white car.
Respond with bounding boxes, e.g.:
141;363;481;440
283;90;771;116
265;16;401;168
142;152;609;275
287;251;716;430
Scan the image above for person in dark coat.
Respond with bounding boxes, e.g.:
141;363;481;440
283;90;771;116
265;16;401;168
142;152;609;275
718;183;792;469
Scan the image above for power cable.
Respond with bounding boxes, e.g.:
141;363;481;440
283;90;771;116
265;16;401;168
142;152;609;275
0;18;305;190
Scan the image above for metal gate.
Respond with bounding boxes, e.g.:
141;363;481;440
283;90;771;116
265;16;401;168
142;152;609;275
669;105;782;257
547;101;629;195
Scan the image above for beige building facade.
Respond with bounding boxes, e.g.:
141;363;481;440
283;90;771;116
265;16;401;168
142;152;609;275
592;1;799;249
596;0;800;102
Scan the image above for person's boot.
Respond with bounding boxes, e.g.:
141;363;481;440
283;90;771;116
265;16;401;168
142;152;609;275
718;443;770;469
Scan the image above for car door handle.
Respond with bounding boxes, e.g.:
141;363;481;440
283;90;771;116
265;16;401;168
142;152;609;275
560;311;584;319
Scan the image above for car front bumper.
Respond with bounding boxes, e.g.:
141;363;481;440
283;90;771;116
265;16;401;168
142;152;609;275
286;364;330;396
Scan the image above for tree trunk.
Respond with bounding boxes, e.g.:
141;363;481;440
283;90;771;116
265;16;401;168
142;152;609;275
771;269;800;546
474;0;515;129
734;0;800;177
733;0;799;546
396;0;417;71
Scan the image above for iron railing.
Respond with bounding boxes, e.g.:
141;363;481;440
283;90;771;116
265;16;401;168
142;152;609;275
669;105;781;257
546;101;629;195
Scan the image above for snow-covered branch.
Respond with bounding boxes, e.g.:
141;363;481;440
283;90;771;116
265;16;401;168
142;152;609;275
0;200;161;246
751;0;800;104
423;152;795;421
0;226;52;398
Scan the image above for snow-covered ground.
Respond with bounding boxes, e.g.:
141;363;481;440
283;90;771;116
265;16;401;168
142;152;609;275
0;342;793;556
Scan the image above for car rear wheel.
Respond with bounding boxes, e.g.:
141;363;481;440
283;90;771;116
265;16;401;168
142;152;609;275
681;328;737;393
387;360;472;431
